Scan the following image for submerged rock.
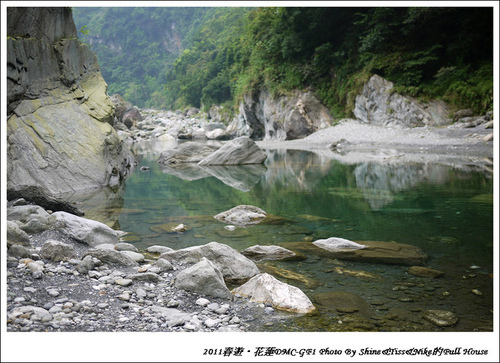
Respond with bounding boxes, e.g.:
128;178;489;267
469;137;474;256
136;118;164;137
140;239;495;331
423;310;458;327
241;245;300;261
311;240;427;266
312;291;375;318
408;266;444;278
232;273;316;314
214;205;267;226
313;237;367;252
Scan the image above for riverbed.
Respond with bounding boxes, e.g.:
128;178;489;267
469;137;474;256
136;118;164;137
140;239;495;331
113;130;494;332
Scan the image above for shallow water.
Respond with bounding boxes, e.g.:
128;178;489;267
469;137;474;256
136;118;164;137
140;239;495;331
116;140;494;332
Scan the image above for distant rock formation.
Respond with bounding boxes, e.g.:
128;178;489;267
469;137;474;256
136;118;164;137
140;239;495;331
237;89;333;140
7;7;134;206
353;74;451;127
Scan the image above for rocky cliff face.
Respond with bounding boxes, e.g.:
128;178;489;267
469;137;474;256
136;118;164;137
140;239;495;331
7;8;134;207
238;90;333;141
353;74;451;127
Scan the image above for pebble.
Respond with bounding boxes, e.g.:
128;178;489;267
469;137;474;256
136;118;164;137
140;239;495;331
196;298;210;307
47;289;60;297
115;278;133;287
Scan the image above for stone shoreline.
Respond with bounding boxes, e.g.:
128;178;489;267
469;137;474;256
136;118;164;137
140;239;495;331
5;202;296;333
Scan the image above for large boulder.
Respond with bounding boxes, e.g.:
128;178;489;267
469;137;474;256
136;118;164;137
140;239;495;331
50;211;120;247
353;74;451;127
174;258;233;300
158;142;219;165
198;137;267;165
231;273;316;314
7;8;134;202
159;242;259;284
237;89;332;140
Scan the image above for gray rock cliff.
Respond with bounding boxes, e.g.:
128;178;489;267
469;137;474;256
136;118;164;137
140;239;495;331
353;74;451;127
7;8;134;206
238;89;333;140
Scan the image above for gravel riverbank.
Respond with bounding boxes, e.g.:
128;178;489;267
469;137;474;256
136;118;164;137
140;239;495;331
256;119;494;158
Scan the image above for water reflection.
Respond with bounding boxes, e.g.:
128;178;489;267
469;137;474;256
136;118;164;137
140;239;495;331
111;141;493;332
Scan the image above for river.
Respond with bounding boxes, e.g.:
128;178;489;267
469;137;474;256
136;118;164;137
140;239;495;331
115;139;493;332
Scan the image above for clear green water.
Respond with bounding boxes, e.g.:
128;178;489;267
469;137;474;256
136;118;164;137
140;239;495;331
118;141;494;332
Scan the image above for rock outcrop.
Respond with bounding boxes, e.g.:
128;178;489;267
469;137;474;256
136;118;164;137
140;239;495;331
237;89;333;140
353;74;451;127
7;7;134;206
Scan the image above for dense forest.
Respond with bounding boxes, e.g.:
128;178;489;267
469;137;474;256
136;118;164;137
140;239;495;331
73;6;493;118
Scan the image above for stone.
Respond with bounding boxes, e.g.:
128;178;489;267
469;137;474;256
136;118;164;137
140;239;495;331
84;248;139;267
152;258;174;272
158;142;219;164
196;298;210;307
198;137;267;165
115;242;139;252
408;266;444;278
94;244;116;251
159;242;259;284
6;220;31;247
175;257;233;300
423;310;458;327
482;133;493;142
122;107;143;129
8;244;32;259
119;251;145;263
149;306;190;327
206;128;230;140
115;278;133;287
453;109;474;121
312;237;367;252
240;245;299;261
76;255;95;274
126;273;163;282
51;212;120;247
204;318;220;328
312;291;375;318
232;273;316;314
307;240;427;266
39;239;77;262
214;205;267;226
147;245;174;254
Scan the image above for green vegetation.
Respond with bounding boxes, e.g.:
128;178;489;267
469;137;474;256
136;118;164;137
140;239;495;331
73;7;493;116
